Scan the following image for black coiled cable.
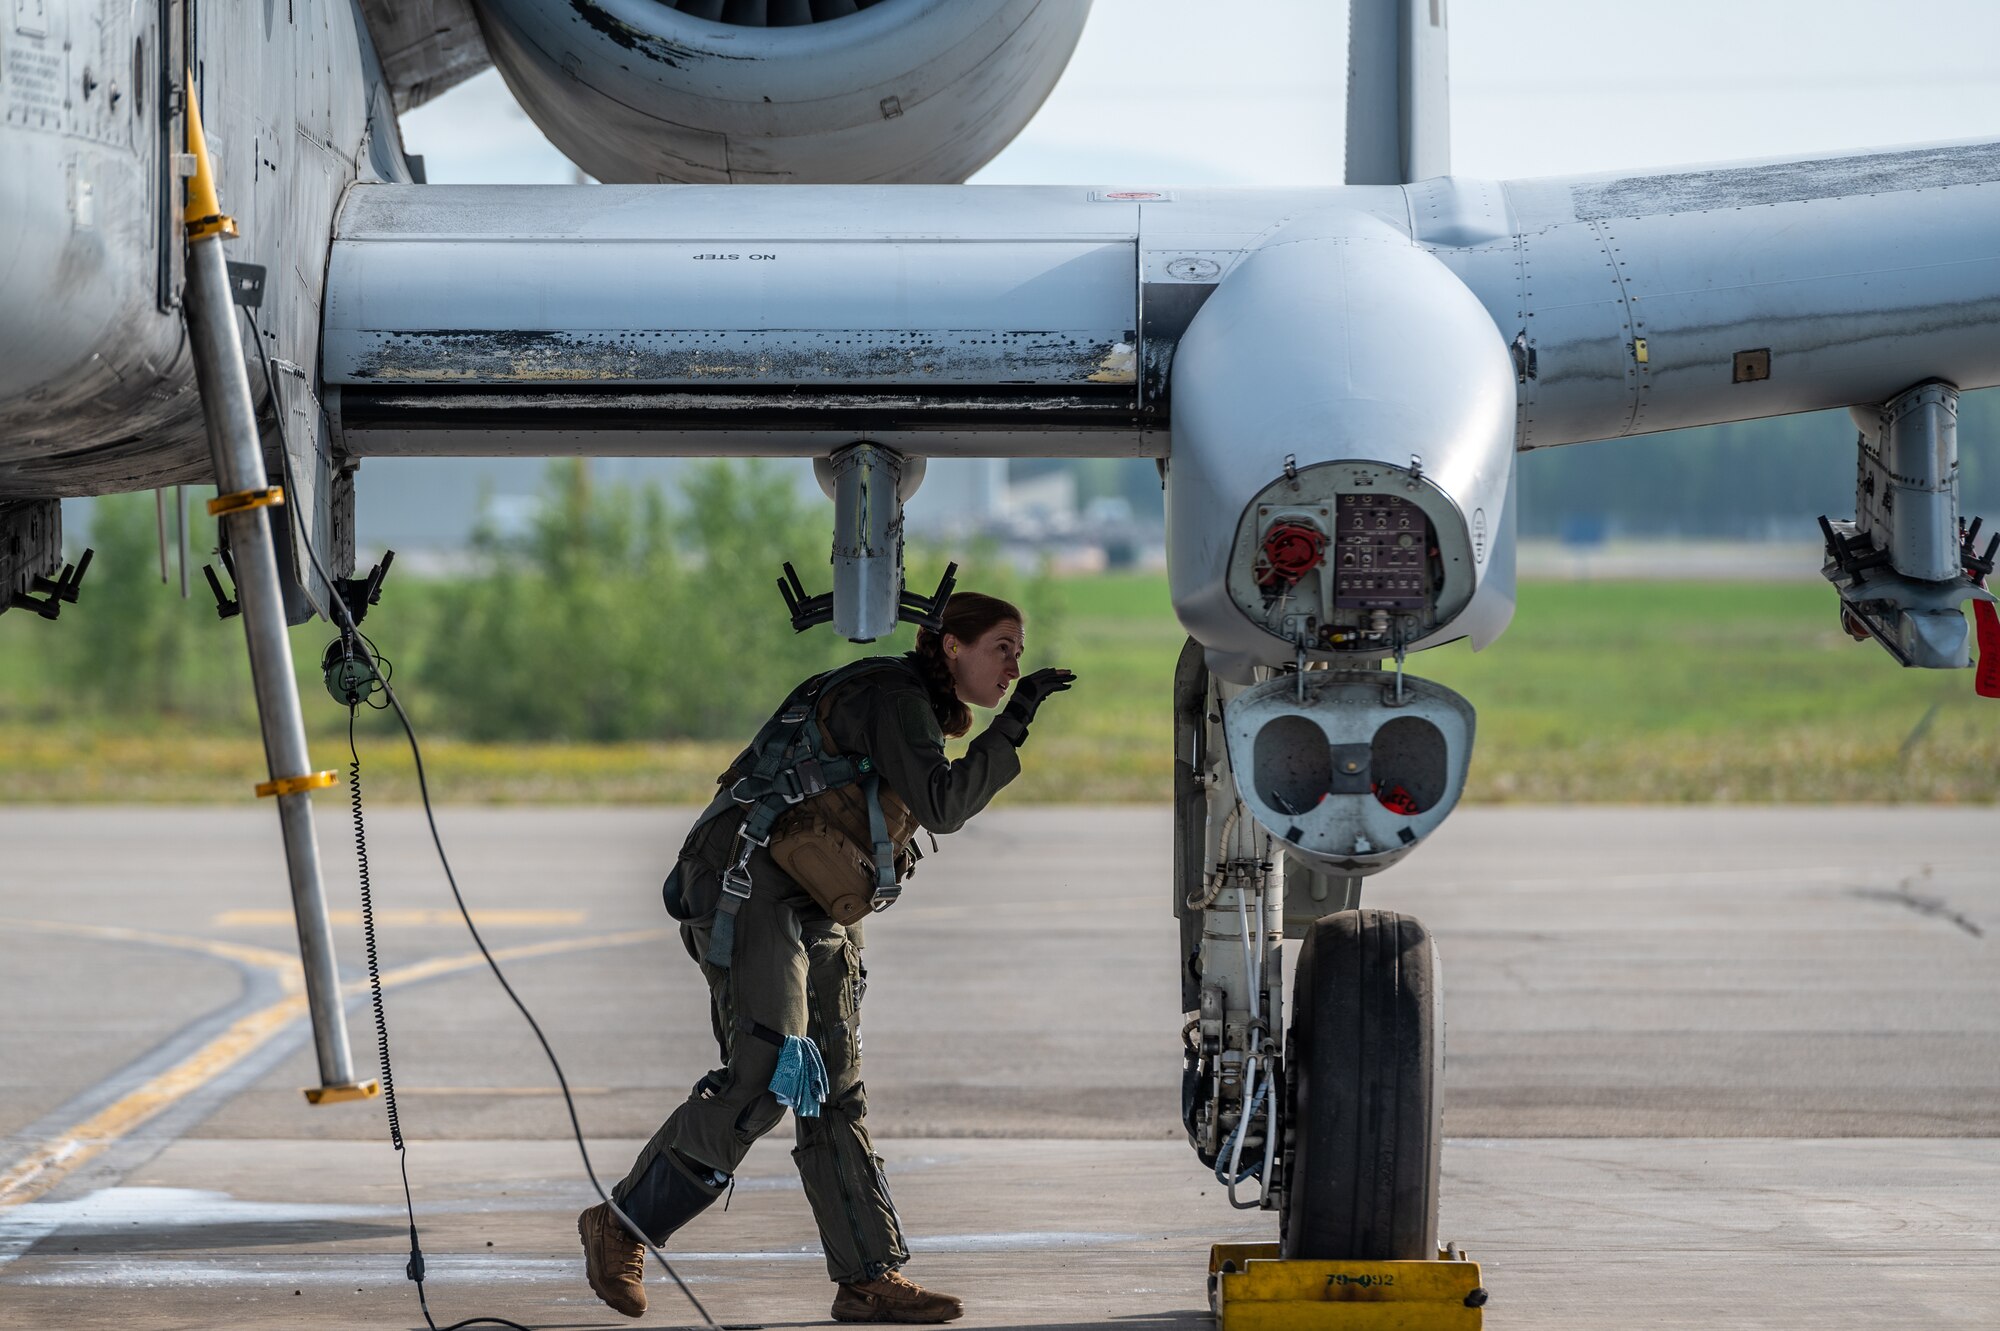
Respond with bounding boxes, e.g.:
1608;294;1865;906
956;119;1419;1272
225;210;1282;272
348;705;486;1328
349;707;402;1150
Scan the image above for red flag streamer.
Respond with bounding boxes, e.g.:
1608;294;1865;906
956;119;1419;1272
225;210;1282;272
1975;598;2000;698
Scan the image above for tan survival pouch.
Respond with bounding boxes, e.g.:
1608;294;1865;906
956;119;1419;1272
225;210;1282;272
769;777;920;925
765;678;921;926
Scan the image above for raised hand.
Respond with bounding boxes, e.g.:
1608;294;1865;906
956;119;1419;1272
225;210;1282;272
1002;667;1077;729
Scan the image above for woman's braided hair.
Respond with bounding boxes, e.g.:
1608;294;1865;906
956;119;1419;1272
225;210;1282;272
909;591;1023;738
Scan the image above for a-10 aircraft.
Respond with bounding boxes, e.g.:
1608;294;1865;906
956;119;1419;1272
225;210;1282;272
3;0;1996;1270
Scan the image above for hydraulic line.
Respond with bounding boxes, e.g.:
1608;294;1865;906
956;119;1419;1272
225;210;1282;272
1234;885;1253;1036
1255;847;1278;1201
1188;802;1239;911
1261;1062;1280;1191
1219;1063;1268;1203
243;305;721;1331
1215;805;1281;1208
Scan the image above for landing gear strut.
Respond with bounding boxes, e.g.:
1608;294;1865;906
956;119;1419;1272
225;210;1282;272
1175;636;1458;1256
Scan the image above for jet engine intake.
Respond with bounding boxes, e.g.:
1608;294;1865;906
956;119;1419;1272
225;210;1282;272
471;0;1091;184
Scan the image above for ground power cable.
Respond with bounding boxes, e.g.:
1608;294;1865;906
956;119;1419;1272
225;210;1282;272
239;305;722;1331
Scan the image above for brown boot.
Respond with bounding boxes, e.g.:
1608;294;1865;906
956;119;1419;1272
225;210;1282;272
577;1201;647;1318
832;1270;965;1324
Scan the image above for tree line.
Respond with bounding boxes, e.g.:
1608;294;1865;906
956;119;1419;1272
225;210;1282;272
1;461;1055;744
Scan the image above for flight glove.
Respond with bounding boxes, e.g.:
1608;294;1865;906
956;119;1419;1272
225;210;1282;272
992;667;1076;747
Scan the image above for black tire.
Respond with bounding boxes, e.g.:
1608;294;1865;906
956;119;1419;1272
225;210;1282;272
1281;909;1442;1260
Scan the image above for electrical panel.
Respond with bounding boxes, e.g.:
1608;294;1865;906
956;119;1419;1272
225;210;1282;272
1334;493;1430;610
1231;461;1468;656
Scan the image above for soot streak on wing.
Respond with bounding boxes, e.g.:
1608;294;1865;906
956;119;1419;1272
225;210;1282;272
1572;142;2000;220
348;329;1126;385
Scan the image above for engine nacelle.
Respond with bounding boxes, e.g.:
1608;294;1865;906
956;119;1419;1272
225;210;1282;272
472;0;1090;184
1165;209;1518;681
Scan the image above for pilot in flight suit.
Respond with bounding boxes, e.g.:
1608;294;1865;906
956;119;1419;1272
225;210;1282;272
577;592;1073;1324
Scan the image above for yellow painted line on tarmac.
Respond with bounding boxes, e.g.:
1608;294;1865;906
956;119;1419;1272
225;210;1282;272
366;930;656;990
0;995;314;1209
399;1086;611;1097
213;908;585;928
0;922;669;1210
3;919;305;993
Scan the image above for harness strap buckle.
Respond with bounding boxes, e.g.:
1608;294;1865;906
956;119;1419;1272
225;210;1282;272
739;805;777;845
721;829;757;900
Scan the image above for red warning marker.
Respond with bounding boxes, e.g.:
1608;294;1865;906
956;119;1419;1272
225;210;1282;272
1975;598;2000;698
1374;782;1422;815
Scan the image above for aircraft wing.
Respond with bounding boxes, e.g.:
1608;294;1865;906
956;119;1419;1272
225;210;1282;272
1432;139;2000;448
320;140;2000;459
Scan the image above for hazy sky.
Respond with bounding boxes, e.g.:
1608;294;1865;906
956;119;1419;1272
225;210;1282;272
401;0;2000;187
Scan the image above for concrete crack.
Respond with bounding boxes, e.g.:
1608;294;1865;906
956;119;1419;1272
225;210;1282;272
1850;868;1985;939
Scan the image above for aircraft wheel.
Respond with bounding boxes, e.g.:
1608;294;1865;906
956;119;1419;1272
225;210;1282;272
1281;909;1442;1260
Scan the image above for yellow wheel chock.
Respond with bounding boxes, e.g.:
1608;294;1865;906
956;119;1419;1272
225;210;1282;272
1209;1243;1486;1330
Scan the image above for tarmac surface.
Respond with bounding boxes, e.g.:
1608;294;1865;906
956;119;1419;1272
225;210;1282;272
1;804;1995;1328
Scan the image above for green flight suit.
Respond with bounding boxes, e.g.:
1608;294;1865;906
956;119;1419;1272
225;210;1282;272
614;656;1022;1285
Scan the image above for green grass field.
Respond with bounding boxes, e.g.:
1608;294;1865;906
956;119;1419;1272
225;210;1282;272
1;574;1994;803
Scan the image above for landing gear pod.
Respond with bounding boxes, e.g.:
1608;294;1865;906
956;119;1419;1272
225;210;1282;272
1222;669;1475;876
